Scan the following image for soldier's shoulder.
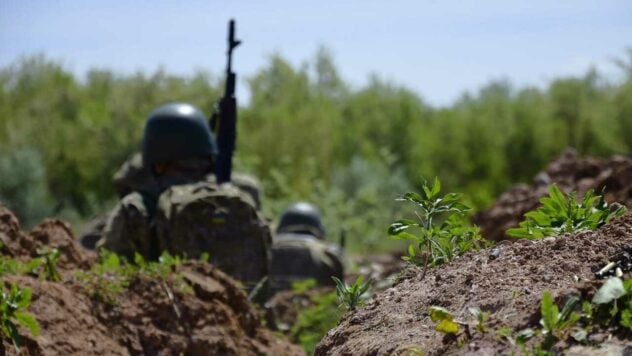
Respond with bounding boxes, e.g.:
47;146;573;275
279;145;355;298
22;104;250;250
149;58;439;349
158;180;258;211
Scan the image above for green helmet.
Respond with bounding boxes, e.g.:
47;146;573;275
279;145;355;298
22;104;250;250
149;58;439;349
277;202;325;239
142;103;218;166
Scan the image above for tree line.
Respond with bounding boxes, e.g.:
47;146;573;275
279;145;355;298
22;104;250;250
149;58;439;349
1;48;631;251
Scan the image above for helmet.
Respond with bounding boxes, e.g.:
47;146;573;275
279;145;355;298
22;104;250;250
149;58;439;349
277;202;325;239
142;103;218;166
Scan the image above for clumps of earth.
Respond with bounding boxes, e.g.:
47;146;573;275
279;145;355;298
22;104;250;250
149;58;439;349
0;205;302;355
317;215;632;355
316;151;632;355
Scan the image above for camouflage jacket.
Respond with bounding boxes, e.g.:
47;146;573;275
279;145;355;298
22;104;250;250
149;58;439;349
98;179;271;287
269;232;344;293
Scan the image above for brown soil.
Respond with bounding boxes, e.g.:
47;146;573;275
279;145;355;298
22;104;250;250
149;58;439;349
316;214;632;355
474;149;632;241
0;205;303;356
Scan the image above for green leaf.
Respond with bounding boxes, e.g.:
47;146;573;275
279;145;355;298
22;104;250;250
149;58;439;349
540;291;559;333
14;312;40;337
621;309;632;330
429;306;453;322
388;219;418;235
430;177;441;197
389;231;419;241
436;319;460;334
407;244;416;258
592;277;626;304
515;328;535;344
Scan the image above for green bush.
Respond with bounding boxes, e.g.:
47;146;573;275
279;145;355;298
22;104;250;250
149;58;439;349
388;178;485;269
507;185;626;239
1;50;632;252
1;284;40;353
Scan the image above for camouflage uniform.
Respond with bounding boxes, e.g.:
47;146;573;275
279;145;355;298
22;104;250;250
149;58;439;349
269;203;344;293
98;103;270;289
113;151;262;209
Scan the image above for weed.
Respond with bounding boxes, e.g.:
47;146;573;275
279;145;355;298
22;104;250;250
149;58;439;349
1;283;40;353
539;291;580;338
75;250;133;305
291;291;342;355
590;277;632;331
429;306;460;335
468;307;490;333
507;185;626;239
291;278;317;295
35;248;61;282
389;178;485;275
332;275;371;310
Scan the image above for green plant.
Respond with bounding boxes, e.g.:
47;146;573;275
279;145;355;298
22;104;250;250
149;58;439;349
539;291;580;345
35;248;61;282
1;284;40;353
590;277;632;331
429;306;460;335
332;275;371;310
388;178;484;273
291;278;318;295
291;291;342;355
468;307;490;333
75;250;133;305
507;185;626;239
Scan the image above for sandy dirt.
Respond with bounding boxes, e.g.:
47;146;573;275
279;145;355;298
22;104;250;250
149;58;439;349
316;213;632;355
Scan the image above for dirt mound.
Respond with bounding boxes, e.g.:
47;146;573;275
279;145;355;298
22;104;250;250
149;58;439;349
316;214;632;355
1;206;94;269
0;205;303;355
475;149;632;241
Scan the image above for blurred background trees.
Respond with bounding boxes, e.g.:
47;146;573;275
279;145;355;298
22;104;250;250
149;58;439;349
0;49;630;252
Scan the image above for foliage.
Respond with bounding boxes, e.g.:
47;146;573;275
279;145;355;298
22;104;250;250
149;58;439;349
332;275;372;311
35;248;62;282
468;307;490;333
0;148;56;228
508;185;627;240
589;277;632;331
76;250;187;305
75;250;132;304
0;284;40;353
2;50;632;251
291;278;317;295
388;178;485;269
291;291;342;355
539;291;580;339
0;246;61;282
429;306;460;335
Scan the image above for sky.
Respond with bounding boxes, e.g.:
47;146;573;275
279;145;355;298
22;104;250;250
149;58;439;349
1;0;631;106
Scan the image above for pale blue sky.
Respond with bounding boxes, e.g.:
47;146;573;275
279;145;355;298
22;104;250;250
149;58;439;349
1;0;631;106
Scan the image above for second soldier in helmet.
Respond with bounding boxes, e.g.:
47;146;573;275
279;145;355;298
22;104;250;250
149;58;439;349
269;202;345;294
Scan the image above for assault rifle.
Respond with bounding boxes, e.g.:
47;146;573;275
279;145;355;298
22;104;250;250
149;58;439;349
212;19;241;184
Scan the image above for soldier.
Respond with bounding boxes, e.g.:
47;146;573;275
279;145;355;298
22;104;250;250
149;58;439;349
112;151;262;210
269;202;345;294
98;102;270;289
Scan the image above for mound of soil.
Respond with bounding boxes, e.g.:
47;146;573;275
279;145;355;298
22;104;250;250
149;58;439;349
475;149;632;241
0;205;302;355
316;214;632;355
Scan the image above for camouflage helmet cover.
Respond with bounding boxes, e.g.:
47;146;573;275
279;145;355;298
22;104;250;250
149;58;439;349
277;202;325;239
142;103;218;166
